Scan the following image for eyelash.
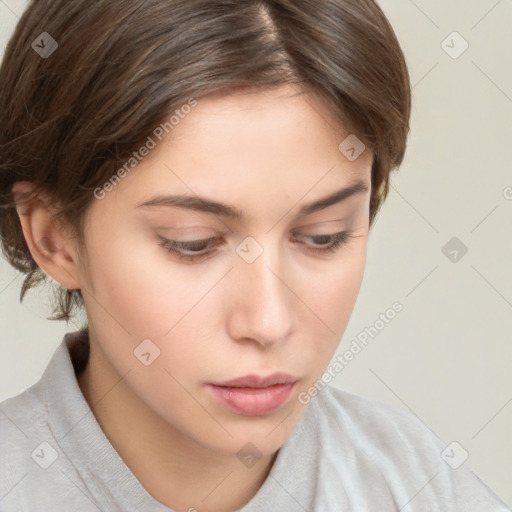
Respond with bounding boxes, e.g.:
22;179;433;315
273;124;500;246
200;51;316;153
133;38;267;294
157;231;357;263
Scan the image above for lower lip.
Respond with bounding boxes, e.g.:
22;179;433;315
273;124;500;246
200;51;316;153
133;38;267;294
208;382;296;416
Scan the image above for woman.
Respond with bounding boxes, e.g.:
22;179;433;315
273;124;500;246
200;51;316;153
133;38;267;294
0;0;507;510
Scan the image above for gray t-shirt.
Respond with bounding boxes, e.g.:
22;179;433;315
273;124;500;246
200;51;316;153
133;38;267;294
1;330;509;512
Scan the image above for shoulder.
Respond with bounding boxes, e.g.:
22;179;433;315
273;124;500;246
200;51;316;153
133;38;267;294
307;384;446;472
0;382;47;448
299;385;509;511
0;334;94;511
316;384;439;441
0;384;50;510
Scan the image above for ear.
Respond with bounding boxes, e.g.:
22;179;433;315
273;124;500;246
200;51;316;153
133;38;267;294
11;181;82;290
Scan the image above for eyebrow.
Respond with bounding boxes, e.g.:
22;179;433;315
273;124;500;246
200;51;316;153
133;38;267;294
137;180;369;220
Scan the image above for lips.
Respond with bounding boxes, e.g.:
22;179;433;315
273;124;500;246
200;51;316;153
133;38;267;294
211;372;298;389
208;373;298;416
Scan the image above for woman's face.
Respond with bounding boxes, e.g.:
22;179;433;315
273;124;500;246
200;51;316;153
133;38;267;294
76;85;373;458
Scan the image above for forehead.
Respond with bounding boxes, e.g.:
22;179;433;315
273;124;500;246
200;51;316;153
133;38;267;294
182;85;350;142
150;85;371;176
89;85;373;224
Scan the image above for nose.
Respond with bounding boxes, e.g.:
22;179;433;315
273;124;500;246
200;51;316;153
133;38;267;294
226;240;294;348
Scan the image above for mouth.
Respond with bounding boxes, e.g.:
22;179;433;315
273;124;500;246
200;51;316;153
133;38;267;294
208;373;298;416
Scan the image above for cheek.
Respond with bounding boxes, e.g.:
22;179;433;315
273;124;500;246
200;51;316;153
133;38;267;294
297;242;367;368
300;242;367;328
81;226;222;361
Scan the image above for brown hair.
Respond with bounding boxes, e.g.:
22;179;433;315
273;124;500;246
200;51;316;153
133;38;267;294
0;0;411;322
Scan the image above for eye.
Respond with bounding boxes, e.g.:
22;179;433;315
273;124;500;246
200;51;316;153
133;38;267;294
157;230;357;263
290;230;357;255
157;235;221;263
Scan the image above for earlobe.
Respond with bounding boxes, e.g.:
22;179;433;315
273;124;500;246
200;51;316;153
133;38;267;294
11;181;82;290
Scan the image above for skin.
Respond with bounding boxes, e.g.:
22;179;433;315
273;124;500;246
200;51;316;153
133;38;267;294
13;85;373;512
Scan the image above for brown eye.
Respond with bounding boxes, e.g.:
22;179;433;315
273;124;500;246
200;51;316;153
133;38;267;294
291;231;356;255
157;235;222;262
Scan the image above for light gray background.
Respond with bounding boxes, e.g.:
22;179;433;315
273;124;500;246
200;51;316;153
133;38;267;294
1;0;511;507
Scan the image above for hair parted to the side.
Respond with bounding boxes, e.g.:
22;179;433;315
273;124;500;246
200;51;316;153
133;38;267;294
0;0;411;323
